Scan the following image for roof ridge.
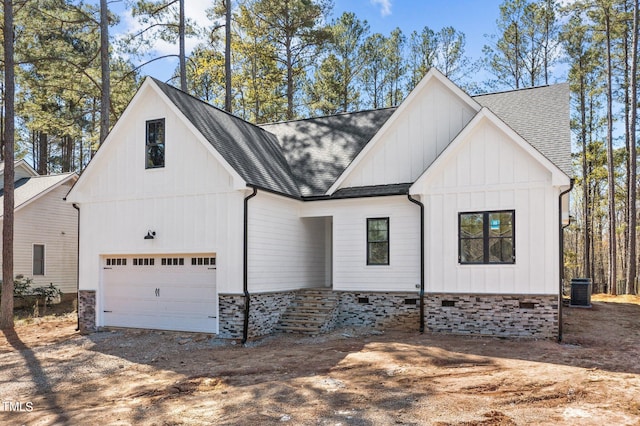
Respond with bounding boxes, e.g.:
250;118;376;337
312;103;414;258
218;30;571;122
473;82;567;98
261;106;398;126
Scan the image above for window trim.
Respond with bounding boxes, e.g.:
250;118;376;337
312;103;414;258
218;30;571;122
33;244;46;275
367;217;390;266
458;210;515;265
145;118;165;169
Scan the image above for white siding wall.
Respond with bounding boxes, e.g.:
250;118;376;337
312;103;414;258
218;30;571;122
248;192;326;292
419;119;560;295
67;87;245;322
0;181;78;294
302;196;421;292
341;79;476;188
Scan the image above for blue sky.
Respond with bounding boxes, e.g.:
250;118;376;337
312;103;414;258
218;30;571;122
333;0;504;61
116;0;565;85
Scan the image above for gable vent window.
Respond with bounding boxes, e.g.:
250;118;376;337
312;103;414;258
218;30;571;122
146;118;165;169
161;257;184;266
133;258;155;266
106;258;127;266
191;257;216;266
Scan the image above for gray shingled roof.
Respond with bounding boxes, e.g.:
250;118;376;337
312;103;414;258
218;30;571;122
473;83;572;176
260;108;396;197
152;78;301;197
0;173;76;218
154;78;571;200
329;183;413;199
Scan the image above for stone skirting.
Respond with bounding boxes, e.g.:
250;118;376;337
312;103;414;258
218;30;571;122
78;290;96;334
424;293;558;339
77;289;558;339
335;291;421;330
218;291;296;339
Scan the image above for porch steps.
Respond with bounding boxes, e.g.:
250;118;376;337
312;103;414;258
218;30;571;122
277;288;338;335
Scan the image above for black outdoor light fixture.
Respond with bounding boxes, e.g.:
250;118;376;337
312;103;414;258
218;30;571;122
144;230;156;240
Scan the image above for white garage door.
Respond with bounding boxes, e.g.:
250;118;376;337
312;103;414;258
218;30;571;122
102;255;217;333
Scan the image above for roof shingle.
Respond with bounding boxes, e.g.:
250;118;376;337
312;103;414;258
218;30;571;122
153;78;301;197
260;108;396;197
473;83;572;176
153;78;571;199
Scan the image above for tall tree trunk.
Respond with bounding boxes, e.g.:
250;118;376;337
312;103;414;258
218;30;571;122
1;0;15;329
100;0;110;145
605;7;617;295
627;0;639;295
515;23;521;89
286;37;294;120
580;66;591;279
62;135;73;172
224;0;232;112
0;83;4;162
179;0;186;91
37;132;48;175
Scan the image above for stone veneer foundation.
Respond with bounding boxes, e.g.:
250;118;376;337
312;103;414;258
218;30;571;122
78;290;96;334
424;293;558;339
335;291;421;330
218;291;296;339
77;290;558;340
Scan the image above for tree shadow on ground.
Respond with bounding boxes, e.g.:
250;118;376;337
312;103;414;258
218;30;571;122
1;328;70;424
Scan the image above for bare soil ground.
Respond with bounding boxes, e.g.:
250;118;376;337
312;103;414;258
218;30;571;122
1;294;639;425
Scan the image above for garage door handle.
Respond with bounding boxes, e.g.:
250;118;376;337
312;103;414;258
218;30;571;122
155;288;160;297
104;267;112;270
104;310;112;313
208;316;217;318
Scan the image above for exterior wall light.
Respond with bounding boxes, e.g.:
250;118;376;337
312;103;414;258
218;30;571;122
144;230;156;240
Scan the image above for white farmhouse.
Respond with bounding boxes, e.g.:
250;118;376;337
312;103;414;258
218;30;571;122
66;69;572;340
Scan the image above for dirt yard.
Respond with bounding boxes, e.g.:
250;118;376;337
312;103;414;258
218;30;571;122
1;295;639;425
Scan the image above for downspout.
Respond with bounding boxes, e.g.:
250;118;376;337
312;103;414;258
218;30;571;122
72;203;80;332
242;187;258;344
558;179;574;342
408;194;425;333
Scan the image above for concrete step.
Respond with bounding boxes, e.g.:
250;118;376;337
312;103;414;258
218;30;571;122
276;288;339;335
280;318;326;326
277;326;321;334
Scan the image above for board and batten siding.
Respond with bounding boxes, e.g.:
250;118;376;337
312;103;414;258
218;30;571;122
417;118;561;295
67;86;245;310
340;79;477;189
0;181;78;294
248;191;326;292
301;196;421;292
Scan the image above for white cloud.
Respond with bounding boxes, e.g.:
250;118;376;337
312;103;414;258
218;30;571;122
371;0;392;17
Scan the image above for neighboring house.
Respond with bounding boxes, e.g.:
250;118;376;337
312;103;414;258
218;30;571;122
0;160;78;297
66;69;572;340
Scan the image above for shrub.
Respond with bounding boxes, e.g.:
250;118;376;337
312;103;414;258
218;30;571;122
0;275;63;304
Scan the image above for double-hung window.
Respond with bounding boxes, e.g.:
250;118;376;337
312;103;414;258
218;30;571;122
146;118;165;168
367;218;389;265
459;210;515;264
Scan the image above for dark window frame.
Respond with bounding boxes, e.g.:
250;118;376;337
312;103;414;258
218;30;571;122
33;244;45;275
458;210;515;265
146;118;165;169
367;217;390;266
